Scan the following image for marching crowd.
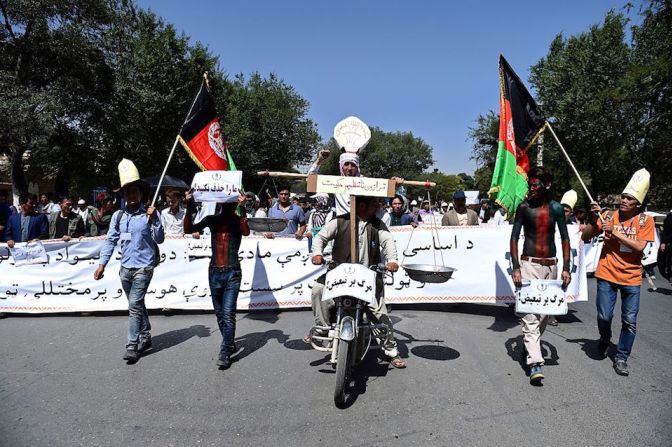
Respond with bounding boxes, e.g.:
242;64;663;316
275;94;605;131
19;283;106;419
1;150;669;384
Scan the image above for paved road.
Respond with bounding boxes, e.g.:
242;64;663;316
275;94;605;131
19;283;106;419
1;277;671;447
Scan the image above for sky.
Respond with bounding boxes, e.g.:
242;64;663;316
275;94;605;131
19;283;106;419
137;0;636;175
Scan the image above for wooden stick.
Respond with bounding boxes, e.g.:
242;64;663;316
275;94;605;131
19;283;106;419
256;171;437;188
150;135;180;208
397;180;437;187
546;122;604;223
545;122;595;203
350;195;357;263
256;171;308;179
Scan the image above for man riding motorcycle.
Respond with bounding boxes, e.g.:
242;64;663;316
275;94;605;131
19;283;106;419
306;195;407;369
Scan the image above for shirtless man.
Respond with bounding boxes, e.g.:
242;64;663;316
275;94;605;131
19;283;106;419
510;167;571;384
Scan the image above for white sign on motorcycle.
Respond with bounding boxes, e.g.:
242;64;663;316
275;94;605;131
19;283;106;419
323;263;377;304
191;170;242;203
515;280;568;315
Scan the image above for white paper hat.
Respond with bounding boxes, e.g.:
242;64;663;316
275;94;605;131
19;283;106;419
622;168;650;204
560;190;577;209
334;116;371;153
117;159;146;191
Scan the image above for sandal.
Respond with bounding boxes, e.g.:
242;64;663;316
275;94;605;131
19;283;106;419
390;356;407;369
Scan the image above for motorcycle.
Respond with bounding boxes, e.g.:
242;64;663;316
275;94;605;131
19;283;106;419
309;262;392;406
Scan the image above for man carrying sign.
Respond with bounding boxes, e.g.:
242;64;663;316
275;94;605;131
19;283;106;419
184;190;250;370
510;167;571;384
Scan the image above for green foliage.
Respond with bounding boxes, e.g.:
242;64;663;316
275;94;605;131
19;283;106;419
405;171;462;205
0;0;320;198
469;2;672;208
224;73;320;192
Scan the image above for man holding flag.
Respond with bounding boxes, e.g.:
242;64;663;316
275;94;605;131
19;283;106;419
491;56;571;384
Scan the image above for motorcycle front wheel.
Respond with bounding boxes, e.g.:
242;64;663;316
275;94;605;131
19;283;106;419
334;338;353;405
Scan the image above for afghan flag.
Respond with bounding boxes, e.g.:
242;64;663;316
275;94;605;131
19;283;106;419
489;55;546;216
178;78;230;171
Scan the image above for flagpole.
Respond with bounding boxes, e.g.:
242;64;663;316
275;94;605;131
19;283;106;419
149;74;208;208
545;122;595;203
545;122;605;223
149;135;180;207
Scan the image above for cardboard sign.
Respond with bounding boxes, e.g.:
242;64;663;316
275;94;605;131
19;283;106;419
515;280;568;315
191;171;242;203
323;263;377;304
307;174;395;198
10;241;49;266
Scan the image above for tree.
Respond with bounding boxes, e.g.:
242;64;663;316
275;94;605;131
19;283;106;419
318;126;434;179
0;0;117;195
223;72;320;193
471;4;672;208
529;11;632;202
457;172;475;190
404;171;462;206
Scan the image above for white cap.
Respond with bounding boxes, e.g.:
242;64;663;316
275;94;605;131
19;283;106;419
410;200;417;206
622;168;650;204
560;190;577;209
77;199;85;205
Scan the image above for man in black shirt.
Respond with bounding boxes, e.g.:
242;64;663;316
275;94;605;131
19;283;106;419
49;196;85;240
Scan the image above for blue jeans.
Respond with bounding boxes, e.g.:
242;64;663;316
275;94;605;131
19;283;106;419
119;266;154;349
596;279;641;361
209;265;242;355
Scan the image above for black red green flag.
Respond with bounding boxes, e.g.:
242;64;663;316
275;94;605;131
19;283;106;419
178;78;230;171
489;55;547;215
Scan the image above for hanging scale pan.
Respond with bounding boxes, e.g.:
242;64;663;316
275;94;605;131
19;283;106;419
401;264;456;283
247;217;289;233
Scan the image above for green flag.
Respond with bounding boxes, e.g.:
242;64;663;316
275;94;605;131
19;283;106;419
489;55;547;216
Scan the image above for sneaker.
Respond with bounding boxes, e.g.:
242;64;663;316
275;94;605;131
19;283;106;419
123;348;139;363
529;364;544;384
216;353;231;369
597;339;610;359
613;359;629;376
138;336;152;353
225;342;238;354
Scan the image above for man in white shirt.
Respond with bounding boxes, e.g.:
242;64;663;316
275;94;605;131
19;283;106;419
160;188;186;236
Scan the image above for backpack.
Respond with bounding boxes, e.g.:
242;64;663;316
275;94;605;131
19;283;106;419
115;211;161;268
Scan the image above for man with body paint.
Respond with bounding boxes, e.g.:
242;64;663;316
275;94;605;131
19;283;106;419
510;166;571;385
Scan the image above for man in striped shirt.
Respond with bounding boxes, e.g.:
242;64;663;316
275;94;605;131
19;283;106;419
185;192;250;370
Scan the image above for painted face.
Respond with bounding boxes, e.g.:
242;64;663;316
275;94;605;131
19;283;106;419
528;178;545;200
619;194;639;214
